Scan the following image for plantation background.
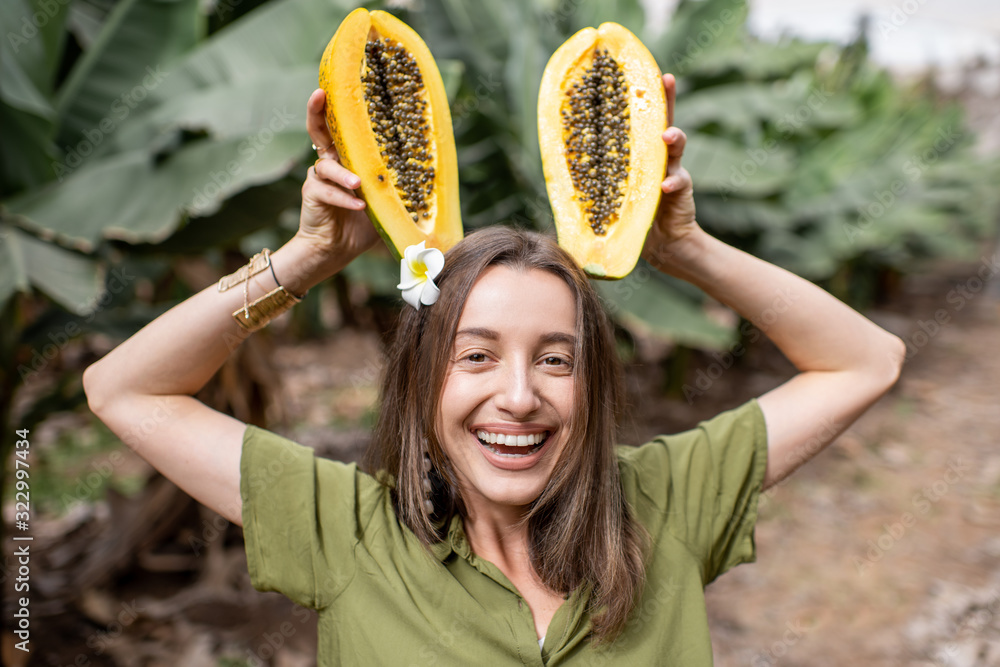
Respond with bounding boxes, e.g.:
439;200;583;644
2;0;999;664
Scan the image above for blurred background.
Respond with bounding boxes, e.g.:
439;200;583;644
1;0;998;664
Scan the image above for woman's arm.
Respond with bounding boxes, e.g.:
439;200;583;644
83;89;377;524
644;75;906;489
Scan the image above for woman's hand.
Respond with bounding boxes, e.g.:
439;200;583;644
298;88;380;271
642;74;699;267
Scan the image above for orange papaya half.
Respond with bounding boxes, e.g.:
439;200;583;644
319;8;462;260
538;23;667;279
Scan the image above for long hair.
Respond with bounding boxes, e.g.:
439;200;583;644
364;226;648;644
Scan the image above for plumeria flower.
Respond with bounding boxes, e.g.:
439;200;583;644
397;241;445;310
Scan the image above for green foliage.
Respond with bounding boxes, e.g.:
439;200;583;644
0;224;104;311
217;657;254;667
4;0;996;321
658;0;998;290
1;0;364;312
409;0;998;346
407;0;738;344
0;0;372;498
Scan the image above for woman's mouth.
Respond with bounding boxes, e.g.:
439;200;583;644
475;429;550;458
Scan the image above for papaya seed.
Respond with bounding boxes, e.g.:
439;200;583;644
362;37;434;221
562;48;630;236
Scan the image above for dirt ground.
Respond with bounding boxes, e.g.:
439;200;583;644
703;258;1000;667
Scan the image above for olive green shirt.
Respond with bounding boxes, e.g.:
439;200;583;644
241;399;767;666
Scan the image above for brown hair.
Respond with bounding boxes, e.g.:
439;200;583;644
364;226;648;644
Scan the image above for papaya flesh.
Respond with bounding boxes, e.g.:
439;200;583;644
538;23;667;279
319;9;462;260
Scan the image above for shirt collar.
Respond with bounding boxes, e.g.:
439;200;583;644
375;471;468;562
429;513;471;561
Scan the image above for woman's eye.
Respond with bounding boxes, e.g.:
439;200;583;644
466;353;487;363
543;356;568;367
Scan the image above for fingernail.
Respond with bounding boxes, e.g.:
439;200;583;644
354;199;366;208
662;180;673;192
348;176;361;188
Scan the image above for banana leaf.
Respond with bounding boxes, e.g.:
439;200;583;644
148;0;358;102
109;66;318;153
683;134;793;197
0;223;103;313
55;0;202;147
597;274;734;350
7;128;308;250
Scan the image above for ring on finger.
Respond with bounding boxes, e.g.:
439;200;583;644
312;142;334;153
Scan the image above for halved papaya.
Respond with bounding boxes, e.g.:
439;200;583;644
319;8;462;260
538;23;667;279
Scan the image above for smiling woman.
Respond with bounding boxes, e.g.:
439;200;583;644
436;268;577;493
82;75;905;665
365;228;647;645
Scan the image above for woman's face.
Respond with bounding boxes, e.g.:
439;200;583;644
435;265;577;517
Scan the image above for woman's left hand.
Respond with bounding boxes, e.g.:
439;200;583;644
642;74;699;266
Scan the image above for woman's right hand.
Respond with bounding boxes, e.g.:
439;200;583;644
298;88;380;272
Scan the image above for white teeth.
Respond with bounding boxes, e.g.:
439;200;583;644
475;430;548;447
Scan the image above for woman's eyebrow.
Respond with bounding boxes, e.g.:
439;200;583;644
454;328;576;346
540;332;576;346
455;327;500;341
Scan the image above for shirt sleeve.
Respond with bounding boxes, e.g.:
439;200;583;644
240;425;362;609
618;399;768;584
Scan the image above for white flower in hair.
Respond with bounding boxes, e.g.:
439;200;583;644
397;241;445;310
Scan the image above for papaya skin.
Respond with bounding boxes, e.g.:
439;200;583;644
538;23;667;280
319;8;462;261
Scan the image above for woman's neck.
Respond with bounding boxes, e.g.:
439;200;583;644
461;502;531;573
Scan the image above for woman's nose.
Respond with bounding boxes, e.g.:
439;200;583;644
495;365;542;417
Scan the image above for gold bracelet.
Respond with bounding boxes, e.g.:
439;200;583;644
218;249;273;292
219;249;305;332
232;285;301;332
